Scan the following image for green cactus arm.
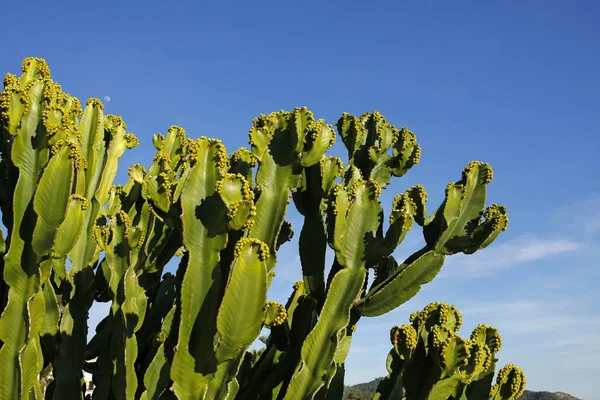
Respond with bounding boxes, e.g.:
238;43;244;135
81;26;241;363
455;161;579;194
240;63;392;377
325;184;349;253
282;268;366;400
424;374;463;400
0;58;51;400
19;289;46;398
52;195;88;258
407;184;427;227
136;273;176;351
489;364;526;400
370;256;398;291
336;112;420;187
85;313;111;362
424;161;494;254
248;112;301;253
236;282;308;400
91;212;130;399
313;362;345;400
300;120;336;167
343;181;385;269
204;239;271;398
387;126;421;180
216;173;256;231
373;350;405;400
215;239;270;362
281;180;382;398
463;327;501;399
367;189;418;263
464;362;496;399
170;137;229;399
113;267;147;400
142;128;187;214
249;108;333;266
78;98;104;181
355;251;445;317
276;220;294;251
470;324;502;355
315;327;353;400
294;157;343;300
139;343;169;400
140;307;175;400
54;111;133;398
229;147;257;185
465;204;509;254
298;204;327;299
31;144;78;258
40;279;60;345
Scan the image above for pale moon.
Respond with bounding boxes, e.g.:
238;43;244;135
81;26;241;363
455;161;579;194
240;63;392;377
104;96;112;103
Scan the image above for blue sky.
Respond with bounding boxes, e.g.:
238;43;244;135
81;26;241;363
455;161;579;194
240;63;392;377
2;1;599;398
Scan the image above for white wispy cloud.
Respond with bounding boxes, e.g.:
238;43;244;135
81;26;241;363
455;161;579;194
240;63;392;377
441;234;582;277
460;299;600;337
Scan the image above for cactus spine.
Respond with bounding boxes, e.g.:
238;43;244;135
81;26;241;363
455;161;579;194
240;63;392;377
0;58;519;400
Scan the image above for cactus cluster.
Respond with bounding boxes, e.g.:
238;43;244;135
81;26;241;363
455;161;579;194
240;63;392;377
374;302;526;400
0;58;520;400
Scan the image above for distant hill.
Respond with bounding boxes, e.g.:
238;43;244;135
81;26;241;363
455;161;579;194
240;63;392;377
343;378;581;400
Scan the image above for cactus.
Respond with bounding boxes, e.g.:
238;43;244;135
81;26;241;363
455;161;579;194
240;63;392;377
373;302;526;400
0;58;518;400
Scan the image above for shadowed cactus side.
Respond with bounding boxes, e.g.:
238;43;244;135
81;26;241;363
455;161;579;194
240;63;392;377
374;302;526;400
0;58;519;400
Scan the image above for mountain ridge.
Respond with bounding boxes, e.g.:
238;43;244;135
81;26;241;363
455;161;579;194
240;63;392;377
342;378;581;400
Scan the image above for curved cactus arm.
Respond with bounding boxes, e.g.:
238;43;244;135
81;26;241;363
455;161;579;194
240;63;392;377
89;211;133;399
366;187;422;264
423;161;505;255
204;239;271;398
229;147;257;186
170;137;229;399
39;278;60;356
314;325;353;400
236;282;307;400
283;181;381;399
215;239;270;360
488;364;526;400
355;251;445;317
293;157;343;300
463;325;502;398
140;307;175;400
336;112;421;187
425;374;463;400
31;144;80;259
111;268;147;400
0;58;56;400
249;109;334;271
248;111;302;254
23;142;85;399
465;204;509;254
357;161;508;317
52;195;88;259
136;273;176;352
142;126;187;215
373;350;405;400
55;110;135;399
283;268;365;400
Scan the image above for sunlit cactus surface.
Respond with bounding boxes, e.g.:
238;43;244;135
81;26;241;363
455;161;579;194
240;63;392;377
0;58;519;400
